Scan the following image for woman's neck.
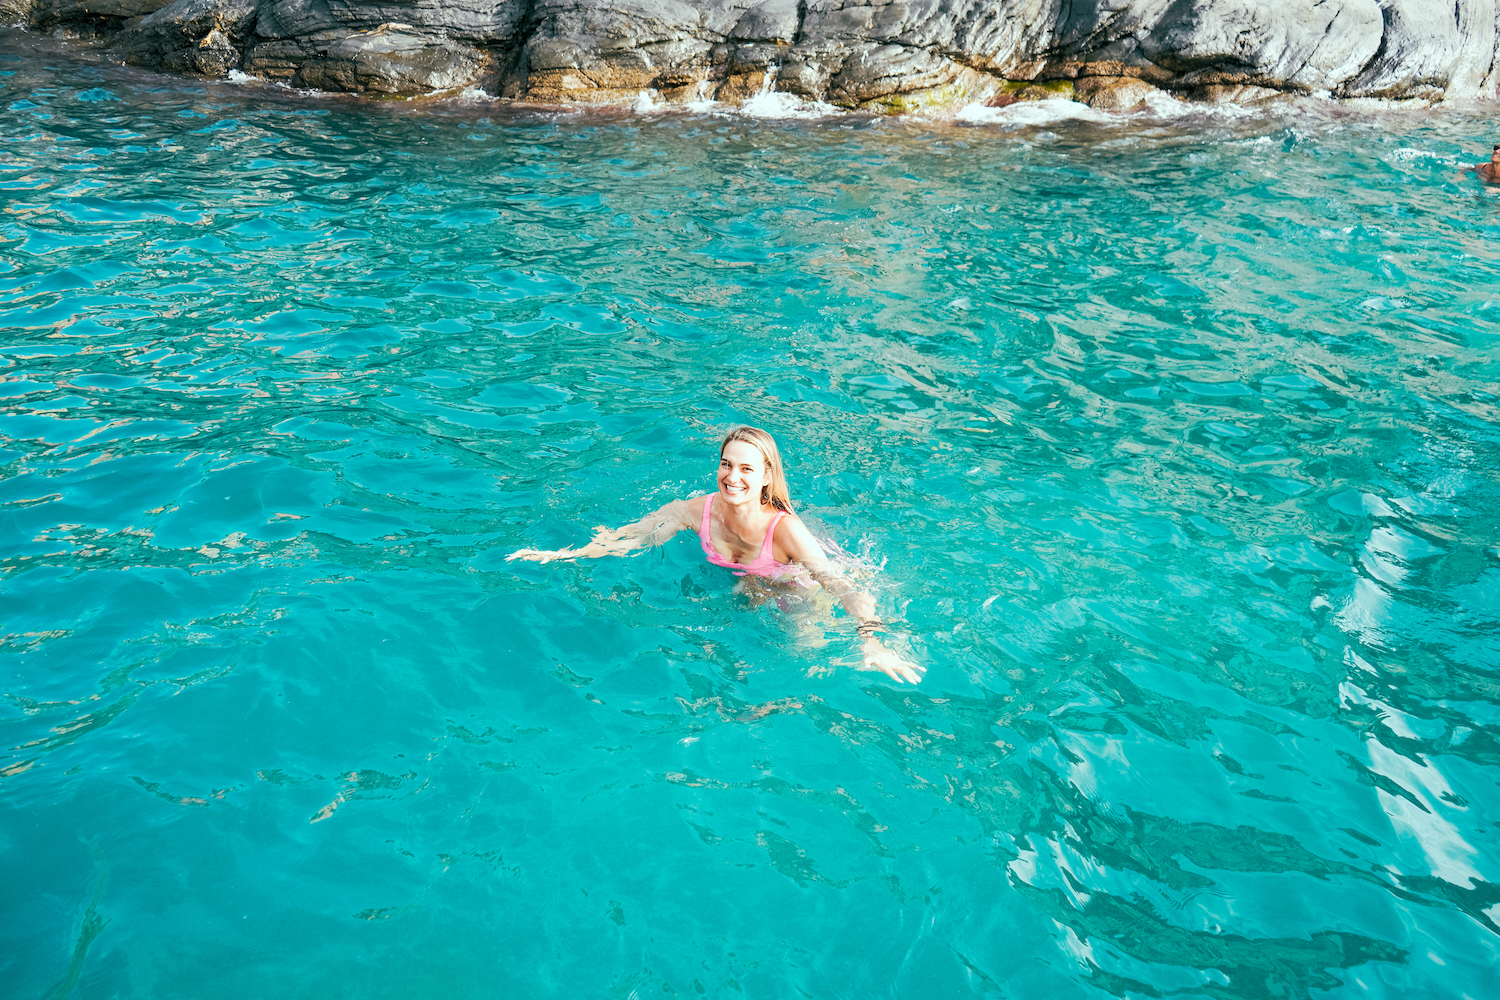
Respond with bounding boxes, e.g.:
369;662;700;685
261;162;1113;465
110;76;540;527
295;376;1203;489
718;495;775;536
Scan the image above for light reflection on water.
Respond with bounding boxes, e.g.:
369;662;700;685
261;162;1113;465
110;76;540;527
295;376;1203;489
2;27;1499;1000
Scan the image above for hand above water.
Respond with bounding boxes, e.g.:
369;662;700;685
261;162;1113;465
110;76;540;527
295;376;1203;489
507;525;638;564
859;636;924;684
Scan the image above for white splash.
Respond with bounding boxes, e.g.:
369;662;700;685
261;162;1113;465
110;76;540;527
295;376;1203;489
453;87;496;105
686;76;717;113
951;88;1334;128
737;91;838;118
225;70;256;85
631;90;660;114
1388;147;1459;165
736;64;837;119
955;98;1116;126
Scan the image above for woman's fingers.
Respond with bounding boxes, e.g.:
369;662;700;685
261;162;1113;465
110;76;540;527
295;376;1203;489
863;648;924;685
507;548;566;563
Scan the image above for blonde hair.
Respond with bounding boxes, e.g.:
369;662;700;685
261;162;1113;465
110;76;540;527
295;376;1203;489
720;425;793;513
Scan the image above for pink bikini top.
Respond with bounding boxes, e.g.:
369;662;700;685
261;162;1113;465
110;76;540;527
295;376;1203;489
698;496;813;587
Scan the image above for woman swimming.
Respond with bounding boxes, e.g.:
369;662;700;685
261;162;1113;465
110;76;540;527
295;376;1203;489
508;425;924;684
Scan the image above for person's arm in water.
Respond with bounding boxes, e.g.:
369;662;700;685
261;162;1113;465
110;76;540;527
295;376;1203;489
775;515;925;685
507;498;696;563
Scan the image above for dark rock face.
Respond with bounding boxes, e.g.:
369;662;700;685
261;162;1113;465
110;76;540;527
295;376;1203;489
246;22;491;94
18;0;1500;106
112;0;258;77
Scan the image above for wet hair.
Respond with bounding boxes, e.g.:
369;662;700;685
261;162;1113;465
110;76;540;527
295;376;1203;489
719;425;793;513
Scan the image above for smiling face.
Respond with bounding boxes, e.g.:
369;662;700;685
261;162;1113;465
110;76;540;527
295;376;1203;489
1492;145;1500;164
718;440;771;509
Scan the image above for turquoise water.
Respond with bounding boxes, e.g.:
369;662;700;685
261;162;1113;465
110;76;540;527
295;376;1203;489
4;28;1500;999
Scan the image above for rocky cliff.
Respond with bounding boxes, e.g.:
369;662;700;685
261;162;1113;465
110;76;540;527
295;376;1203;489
16;0;1500;109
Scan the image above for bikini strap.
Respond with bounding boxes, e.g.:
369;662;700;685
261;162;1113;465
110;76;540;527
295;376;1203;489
700;495;714;539
760;510;787;560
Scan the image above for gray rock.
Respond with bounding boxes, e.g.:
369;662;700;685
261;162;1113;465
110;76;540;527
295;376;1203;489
249;0;338;38
254;0;527;42
1343;0;1499;99
729;0;798;43
298;25;487;93
827;42;967;106
31;0;174;27
514;0;715;101
112;0;258;75
18;0;1500;104
1140;0;1384;93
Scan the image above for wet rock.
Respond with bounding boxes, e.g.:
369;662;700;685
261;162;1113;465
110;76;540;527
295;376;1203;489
194;27;238;75
1187;83;1291;106
1;0;40;23
1042;38;1177;89
985;79;1075;106
28;0;172;32
511;0;714;103
497;0;1500;107
828;43;966;106
1075;75;1160;110
112;0;257;76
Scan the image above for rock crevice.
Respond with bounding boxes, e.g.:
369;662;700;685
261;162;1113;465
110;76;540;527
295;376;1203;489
21;0;1500;106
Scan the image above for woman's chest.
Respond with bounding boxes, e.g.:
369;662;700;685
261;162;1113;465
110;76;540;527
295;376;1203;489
709;529;759;564
708;519;774;565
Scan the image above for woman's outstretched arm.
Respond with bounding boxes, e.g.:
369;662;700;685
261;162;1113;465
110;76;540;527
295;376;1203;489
507;497;698;564
776;517;924;684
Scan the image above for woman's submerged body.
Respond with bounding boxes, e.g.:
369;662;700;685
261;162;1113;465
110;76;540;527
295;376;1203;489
509;428;923;684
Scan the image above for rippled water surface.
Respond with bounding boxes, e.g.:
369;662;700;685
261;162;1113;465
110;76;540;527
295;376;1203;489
4;29;1500;1000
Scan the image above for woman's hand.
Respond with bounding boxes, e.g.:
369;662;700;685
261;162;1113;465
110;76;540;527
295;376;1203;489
858;636;924;684
508;503;692;565
506;546;579;563
507;525;629;563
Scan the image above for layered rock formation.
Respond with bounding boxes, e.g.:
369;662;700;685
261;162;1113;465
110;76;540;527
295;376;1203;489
17;0;1500;108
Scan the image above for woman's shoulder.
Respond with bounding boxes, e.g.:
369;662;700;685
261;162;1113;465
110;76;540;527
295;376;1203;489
771;508;813;540
771;511;826;564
